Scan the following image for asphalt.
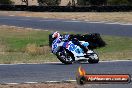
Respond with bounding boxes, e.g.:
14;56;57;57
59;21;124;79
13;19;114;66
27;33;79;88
0;61;132;88
0;15;132;88
0;15;132;37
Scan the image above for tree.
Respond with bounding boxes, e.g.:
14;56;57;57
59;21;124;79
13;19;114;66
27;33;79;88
21;0;29;6
37;0;61;6
67;1;72;6
77;0;85;6
89;0;107;5
77;0;107;6
128;0;132;5
107;0;129;5
72;0;76;6
0;0;13;4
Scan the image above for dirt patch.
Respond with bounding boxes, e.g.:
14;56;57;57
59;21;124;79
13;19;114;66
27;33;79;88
0;11;132;23
0;83;79;88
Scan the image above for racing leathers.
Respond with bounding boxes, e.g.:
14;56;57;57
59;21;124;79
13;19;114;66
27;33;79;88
63;34;88;54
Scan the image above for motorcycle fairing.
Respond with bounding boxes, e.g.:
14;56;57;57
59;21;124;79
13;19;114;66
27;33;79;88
62;41;89;60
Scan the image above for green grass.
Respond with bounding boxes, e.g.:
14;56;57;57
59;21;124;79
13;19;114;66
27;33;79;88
97;36;132;60
0;28;50;51
98;36;132;52
0;27;59;64
0;26;132;64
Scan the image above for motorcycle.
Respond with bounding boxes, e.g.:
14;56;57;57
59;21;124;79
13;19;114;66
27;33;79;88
52;37;99;64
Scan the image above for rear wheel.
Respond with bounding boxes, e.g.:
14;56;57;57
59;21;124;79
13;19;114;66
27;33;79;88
56;48;74;64
88;53;99;64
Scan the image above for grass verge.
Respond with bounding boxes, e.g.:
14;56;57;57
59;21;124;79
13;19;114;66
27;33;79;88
97;36;132;60
0;25;132;64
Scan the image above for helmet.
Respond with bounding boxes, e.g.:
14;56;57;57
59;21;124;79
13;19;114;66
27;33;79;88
52;31;60;39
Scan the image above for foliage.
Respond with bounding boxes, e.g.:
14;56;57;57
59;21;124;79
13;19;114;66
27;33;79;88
77;0;86;6
0;0;13;4
77;0;132;6
89;0;107;5
38;0;61;6
107;0;129;5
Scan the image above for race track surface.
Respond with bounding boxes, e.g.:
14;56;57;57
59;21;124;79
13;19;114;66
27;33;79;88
0;15;132;88
0;61;132;88
0;16;132;37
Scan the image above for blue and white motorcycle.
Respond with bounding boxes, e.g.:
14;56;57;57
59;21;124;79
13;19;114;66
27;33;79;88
52;37;99;64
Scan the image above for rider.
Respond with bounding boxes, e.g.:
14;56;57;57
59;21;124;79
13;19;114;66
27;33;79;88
52;31;88;54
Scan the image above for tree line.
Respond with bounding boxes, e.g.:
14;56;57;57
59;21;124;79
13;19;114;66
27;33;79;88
77;0;132;6
0;0;132;6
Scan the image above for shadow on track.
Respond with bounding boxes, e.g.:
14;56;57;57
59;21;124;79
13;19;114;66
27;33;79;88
45;62;100;65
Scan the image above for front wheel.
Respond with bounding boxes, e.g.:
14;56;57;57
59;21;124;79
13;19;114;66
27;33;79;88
56;48;74;64
88;53;99;64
